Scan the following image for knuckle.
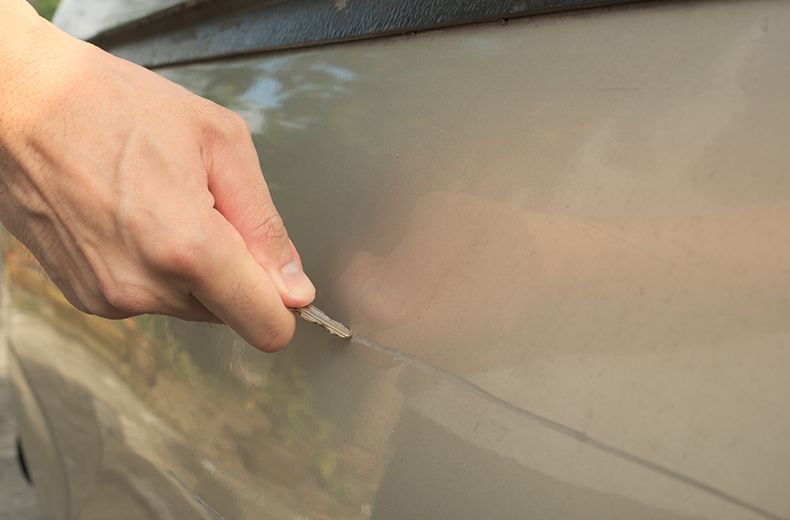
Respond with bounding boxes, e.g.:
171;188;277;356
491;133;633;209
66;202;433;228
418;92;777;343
198;102;251;149
211;109;250;142
98;281;150;316
151;232;209;281
64;272;123;317
249;210;288;247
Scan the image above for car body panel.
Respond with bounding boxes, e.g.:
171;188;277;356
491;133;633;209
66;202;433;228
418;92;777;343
6;0;790;519
52;0;183;39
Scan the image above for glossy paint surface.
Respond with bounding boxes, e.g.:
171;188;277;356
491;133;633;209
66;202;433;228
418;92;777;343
52;0;182;39
6;1;790;519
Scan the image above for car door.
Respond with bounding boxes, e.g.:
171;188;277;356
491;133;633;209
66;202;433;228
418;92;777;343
6;1;790;519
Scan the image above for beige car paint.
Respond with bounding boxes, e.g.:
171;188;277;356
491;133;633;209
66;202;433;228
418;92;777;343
5;0;790;518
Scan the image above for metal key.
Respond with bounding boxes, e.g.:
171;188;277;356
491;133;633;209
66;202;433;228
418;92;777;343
293;304;352;339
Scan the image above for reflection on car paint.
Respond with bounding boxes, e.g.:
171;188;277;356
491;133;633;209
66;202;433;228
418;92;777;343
53;0;183;39
7;1;790;518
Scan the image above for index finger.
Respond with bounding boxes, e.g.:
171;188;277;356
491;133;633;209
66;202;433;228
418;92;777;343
190;211;296;352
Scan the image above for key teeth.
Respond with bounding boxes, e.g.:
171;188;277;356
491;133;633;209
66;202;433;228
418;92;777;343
294;305;352;339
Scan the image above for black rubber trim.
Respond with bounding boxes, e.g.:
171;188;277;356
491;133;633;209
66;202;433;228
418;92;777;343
90;0;643;68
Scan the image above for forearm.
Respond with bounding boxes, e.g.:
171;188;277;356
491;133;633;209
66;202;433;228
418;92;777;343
0;0;40;35
0;2;79;133
0;1;50;91
0;1;84;179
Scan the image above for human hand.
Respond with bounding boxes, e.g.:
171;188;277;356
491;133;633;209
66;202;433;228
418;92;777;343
0;3;314;351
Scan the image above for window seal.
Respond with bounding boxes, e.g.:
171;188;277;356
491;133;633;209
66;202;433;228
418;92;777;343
90;0;648;68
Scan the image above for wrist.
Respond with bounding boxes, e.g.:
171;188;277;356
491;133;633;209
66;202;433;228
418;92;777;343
0;5;86;151
0;2;50;80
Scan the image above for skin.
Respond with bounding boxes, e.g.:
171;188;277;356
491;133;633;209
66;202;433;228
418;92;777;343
0;1;315;352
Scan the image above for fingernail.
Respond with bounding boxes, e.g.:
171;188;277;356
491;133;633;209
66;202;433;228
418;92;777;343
280;260;316;301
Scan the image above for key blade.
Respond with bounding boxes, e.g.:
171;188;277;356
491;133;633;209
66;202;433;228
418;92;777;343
293;304;352;339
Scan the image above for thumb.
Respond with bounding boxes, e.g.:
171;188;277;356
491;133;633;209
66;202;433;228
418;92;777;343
206;114;315;308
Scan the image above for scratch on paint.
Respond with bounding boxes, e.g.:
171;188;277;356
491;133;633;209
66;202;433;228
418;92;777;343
168;470;225;520
349;335;782;520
